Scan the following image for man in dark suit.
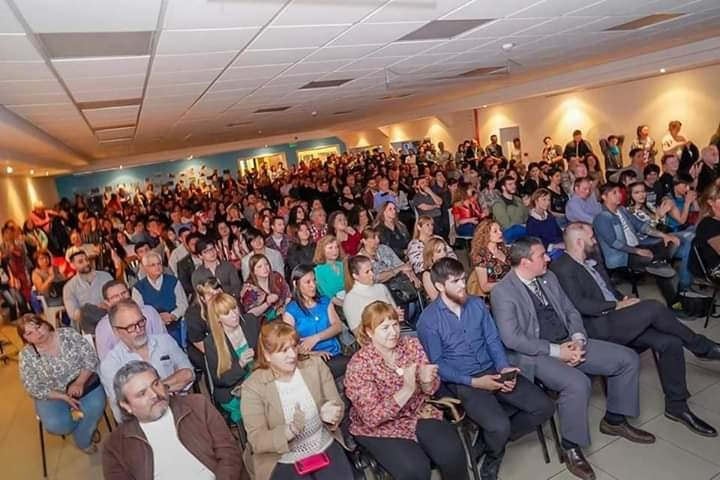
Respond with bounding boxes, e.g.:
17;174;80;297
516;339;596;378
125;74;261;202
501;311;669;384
491;237;654;480
550;222;719;437
177;232;202;297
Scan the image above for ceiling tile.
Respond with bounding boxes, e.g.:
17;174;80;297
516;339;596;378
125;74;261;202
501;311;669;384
234;48;315;66
462;18;542;37
370;40;444;57
283;59;349;76
572;0;665;16
306;45;381;61
509;0;600;17
365;0;471;22
146;82;208;96
214;77;269;90
64;74;146;93
14;0;162;32
425;37;494;54
222;63;290;81
444;0;545;20
262;73;320;88
0;34;42;61
0;78;63;94
332;22;426;46
149;69;222;86
163;0;285;29
152;51;236;73
52;56;150;79
251;25;349;50
95;126;136;141
73;86;145;103
0;61;52;80
0;91;68;104
341;56;405;71
157;28;258;55
84;105;140;128
0;0;22;33
273;1;386;25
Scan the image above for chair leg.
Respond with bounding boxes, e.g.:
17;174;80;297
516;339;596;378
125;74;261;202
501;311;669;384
705;287;718;329
38;419;48;478
459;423;481;480
537;425;550;464
548;417;563;464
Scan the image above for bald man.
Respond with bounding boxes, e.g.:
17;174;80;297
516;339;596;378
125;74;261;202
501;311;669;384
550;222;720;437
696;145;719;194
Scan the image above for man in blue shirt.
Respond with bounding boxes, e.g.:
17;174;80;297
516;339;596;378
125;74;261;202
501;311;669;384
417;258;554;480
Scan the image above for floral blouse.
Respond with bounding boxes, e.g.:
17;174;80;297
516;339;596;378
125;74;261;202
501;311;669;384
239;271;291;322
19;327;98;400
471;243;511;282
344;336;441;441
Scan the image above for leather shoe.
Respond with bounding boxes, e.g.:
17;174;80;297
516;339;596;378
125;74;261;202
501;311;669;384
665;410;718;437
695;343;720;361
563;448;596;480
599;419;656;443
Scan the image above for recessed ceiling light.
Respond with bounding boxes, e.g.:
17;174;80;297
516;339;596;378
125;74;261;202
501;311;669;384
187;155;194;160
119;165;123;169
6;166;13;174
482;104;488;108
659;68;666;73
501;42;515;51
30;169;35;175
258;130;263;134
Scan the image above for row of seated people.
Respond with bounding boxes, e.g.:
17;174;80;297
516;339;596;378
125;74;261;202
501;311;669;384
16;227;720;480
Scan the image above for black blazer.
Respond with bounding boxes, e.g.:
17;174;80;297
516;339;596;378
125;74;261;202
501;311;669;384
549;252;621;318
203;313;261;405
177;254;196;297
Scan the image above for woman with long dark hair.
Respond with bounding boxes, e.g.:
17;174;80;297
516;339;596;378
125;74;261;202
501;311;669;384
283;265;347;378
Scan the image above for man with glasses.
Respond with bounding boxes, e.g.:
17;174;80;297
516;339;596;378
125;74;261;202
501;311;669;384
132;251;188;348
191;237;242;296
100;299;194;422
95;280;166;360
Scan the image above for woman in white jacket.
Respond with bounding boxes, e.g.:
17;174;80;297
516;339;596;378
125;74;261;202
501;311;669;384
342;255;403;334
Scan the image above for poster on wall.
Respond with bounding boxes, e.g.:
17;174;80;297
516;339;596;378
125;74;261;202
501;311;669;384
390;140;422;155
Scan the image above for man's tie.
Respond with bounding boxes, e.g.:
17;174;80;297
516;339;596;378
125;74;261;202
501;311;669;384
529;279;548;306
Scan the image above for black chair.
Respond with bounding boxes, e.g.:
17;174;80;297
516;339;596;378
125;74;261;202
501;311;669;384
607;266;642;297
690;244;720;328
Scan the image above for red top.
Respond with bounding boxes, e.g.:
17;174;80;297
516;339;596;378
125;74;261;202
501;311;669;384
344;336;441;441
452;200;483;222
340;230;362;256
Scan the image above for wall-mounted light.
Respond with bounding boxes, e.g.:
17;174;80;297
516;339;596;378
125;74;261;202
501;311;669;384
5;166;13;174
119;165;123;169
30;169;35;175
45;171;49;176
659;68;666;73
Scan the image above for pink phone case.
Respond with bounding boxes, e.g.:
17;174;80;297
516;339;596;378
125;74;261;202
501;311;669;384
294;452;330;475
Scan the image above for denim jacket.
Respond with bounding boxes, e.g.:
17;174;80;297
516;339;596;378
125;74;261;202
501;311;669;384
593;206;655;269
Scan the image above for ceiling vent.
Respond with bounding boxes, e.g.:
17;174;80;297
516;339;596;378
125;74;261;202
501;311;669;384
457;66;505;77
254;106;291;113
300;79;353;89
605;13;685;31
398;19;493;41
38;32;154;59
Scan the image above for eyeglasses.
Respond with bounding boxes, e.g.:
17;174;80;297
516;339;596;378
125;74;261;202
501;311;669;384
114;317;146;333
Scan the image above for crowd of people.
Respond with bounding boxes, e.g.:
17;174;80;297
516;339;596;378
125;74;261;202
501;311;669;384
4;120;720;480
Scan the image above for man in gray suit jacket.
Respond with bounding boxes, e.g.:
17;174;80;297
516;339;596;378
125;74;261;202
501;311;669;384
491;237;655;480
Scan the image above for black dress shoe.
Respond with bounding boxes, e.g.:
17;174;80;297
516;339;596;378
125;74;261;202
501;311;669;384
695;343;720;361
564;448;596;480
599;419;656;444
480;453;503;480
665;410;718;437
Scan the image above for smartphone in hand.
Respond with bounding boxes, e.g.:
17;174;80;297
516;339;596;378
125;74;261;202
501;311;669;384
499;370;518;382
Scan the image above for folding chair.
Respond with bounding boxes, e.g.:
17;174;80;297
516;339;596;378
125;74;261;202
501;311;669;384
691;245;720;328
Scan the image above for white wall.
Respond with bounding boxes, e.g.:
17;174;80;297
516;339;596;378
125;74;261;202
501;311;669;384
0;176;59;225
475;64;720;164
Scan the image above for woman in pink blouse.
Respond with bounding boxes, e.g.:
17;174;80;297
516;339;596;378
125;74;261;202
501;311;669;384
344;301;468;480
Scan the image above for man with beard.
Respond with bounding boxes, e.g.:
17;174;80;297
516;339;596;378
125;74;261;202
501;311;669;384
550;223;719;437
491;237;654;480
103;361;245;480
417;258;554;480
100;299;194;421
62;249;114;331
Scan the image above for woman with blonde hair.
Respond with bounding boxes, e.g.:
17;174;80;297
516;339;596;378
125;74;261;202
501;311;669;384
343;255;401;333
344;301;467;480
406;215;455;274
184;277;223;369
205;293;259;424
468;219;511;295
241;322;352;480
421;237;451;301
312;235;345;300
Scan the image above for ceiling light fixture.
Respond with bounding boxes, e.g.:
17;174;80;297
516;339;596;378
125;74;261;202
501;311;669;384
119;165;123;169
45;171;49;176
187;155;194;160
660;68;666;73
30;169;35;175
501;42;515;51
5;166;13;174
482;105;488;108
258;130;262;134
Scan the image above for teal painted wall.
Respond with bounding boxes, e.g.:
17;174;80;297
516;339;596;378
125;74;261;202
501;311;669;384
55;136;345;199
